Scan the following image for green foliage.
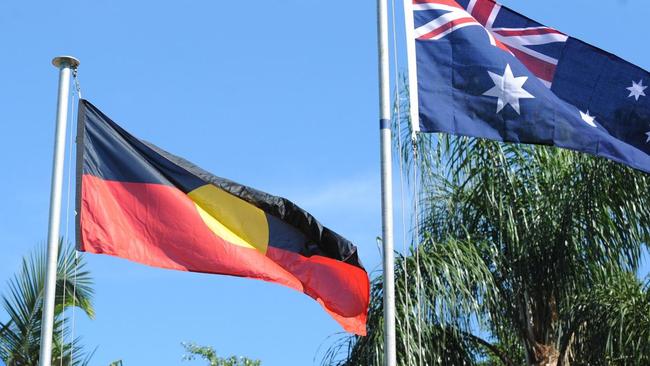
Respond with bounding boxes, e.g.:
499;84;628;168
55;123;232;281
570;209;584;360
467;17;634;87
323;88;650;365
562;272;650;365
182;342;261;366
0;241;94;366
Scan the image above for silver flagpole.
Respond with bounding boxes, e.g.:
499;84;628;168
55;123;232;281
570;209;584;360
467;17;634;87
377;0;396;365
38;55;80;366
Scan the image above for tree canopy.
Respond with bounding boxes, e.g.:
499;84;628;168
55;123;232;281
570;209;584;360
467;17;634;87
182;342;261;366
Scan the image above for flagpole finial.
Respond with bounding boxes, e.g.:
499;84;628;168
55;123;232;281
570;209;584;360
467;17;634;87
52;56;80;69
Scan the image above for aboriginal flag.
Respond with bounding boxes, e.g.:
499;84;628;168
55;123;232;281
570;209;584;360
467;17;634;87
75;100;369;335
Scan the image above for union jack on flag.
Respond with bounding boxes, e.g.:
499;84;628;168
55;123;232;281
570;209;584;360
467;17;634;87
413;0;567;87
406;0;650;174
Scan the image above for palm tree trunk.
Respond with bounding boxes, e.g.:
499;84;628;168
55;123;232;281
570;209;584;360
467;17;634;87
530;343;560;366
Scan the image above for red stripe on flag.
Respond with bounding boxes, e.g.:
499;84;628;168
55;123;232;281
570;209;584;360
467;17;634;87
505;45;556;83
471;0;497;25
413;0;463;8
418;17;477;40
266;247;369;334
494;38;511;53
79;175;369;335
494;28;564;37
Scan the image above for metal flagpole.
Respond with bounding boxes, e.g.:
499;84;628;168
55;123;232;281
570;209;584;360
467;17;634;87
38;55;80;366
377;0;396;365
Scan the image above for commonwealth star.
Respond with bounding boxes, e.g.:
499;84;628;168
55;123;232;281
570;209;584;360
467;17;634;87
483;64;535;115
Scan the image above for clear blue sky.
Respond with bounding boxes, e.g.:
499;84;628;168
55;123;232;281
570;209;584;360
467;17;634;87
0;1;648;365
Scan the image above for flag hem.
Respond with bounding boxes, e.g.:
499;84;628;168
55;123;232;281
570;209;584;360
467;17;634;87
75;99;87;252
403;0;420;135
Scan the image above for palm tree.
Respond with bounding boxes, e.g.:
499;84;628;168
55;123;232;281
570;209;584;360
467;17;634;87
0;241;94;366
323;95;650;365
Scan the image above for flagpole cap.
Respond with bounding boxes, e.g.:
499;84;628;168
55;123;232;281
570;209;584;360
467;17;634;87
52;56;80;69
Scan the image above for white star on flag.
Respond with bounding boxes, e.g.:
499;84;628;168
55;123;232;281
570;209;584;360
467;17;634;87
579;110;597;128
627;80;647;101
483;64;535;114
646;131;650;143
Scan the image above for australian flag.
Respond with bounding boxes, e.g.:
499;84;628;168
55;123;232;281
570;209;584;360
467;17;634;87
409;0;650;173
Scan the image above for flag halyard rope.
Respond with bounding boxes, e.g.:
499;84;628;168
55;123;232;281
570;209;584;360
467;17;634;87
389;0;412;363
59;73;81;364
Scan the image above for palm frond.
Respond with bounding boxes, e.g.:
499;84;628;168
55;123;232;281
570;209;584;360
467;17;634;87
323;237;511;366
559;272;650;365
0;240;94;366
